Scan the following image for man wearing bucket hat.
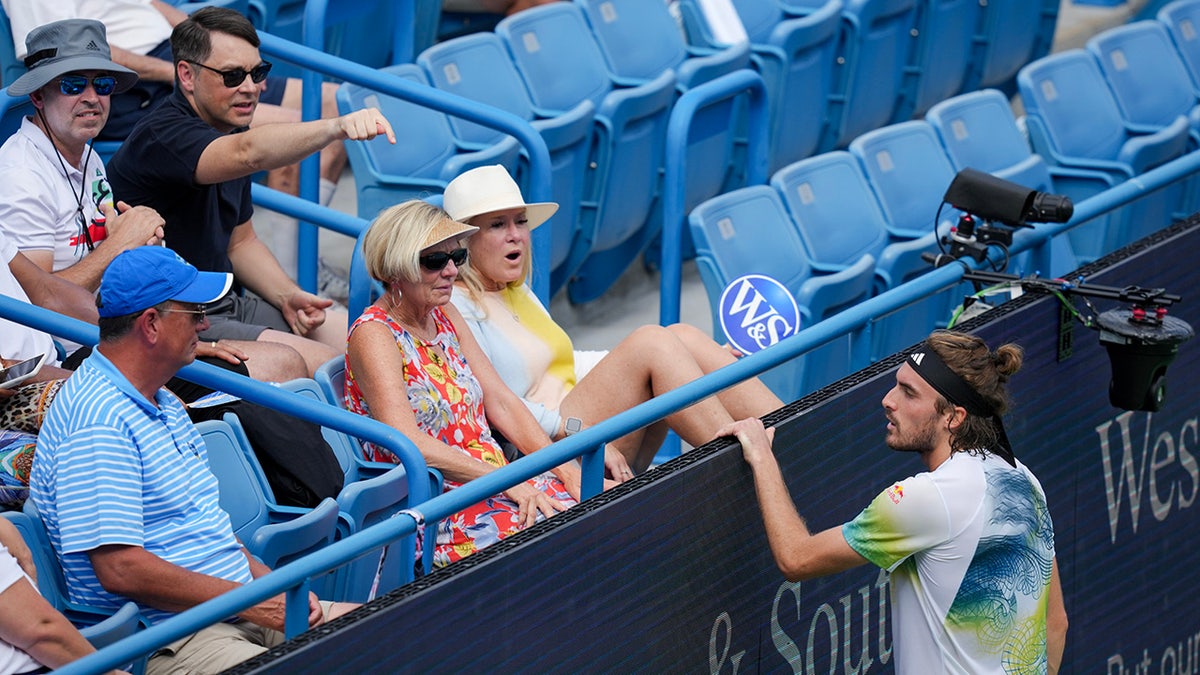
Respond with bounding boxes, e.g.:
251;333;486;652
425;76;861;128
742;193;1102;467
108;6;397;378
31;246;356;673
0;18;166;294
0;18;306;383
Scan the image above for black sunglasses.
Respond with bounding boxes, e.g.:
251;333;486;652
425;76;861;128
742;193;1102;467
419;248;468;272
59;75;117;96
187;60;272;88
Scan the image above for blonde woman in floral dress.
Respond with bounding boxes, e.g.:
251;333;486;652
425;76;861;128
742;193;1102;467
344;200;582;566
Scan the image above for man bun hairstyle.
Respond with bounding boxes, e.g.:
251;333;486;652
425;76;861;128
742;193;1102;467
926;330;1023;458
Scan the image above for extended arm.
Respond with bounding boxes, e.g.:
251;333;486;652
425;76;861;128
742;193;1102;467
192;107;394;186
722;418;868;581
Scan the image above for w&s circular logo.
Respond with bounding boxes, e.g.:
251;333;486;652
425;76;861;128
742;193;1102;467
718;275;801;354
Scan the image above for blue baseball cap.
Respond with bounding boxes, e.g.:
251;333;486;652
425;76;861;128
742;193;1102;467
97;246;232;318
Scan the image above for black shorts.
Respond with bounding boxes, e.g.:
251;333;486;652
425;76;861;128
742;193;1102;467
199;292;292;342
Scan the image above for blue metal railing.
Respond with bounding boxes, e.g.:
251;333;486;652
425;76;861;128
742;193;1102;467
50;146;1200;675
255;24;554;301
35;149;1200;672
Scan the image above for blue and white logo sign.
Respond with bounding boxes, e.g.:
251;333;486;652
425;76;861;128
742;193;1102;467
719;274;801;354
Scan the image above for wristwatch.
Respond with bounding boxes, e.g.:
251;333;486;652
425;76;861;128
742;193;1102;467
563;417;584;436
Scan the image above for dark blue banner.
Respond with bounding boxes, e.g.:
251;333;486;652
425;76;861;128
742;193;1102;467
236;220;1200;674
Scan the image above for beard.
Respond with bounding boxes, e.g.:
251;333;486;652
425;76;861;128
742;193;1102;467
885;414;939;454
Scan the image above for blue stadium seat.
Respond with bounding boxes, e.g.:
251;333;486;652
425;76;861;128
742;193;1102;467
892;0;979;121
275;376;440;599
246;0;396;78
676;0;843;172
496;3;676;295
848;121;972;344
847;120;957;240
196;418;339;572
819;0;918;150
770;151;944;359
418;31;595;298
0;5;22;90
688;184;875;397
961;0;1058;93
1087;21;1200;144
1159;0;1200;94
1017;50;1191;249
925;89;1091;274
4;508;145;670
568;0;752;303
335;64;521;221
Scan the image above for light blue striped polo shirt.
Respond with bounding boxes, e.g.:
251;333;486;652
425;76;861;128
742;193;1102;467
31;350;252;625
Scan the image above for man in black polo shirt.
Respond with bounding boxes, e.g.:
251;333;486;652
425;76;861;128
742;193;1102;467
107;7;395;377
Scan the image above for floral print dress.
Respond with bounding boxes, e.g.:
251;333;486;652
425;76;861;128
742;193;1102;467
345;305;575;566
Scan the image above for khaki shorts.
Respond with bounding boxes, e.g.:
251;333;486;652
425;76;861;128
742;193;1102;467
145;601;337;675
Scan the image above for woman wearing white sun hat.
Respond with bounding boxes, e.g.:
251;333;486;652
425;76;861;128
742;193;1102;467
446;165;783;474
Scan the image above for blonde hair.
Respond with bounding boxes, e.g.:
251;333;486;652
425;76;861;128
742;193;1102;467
362;200;455;286
454;211;534;311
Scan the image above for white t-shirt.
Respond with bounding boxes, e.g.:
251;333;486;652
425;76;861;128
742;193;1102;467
0;118;114;274
842;452;1056;674
0;544;46;674
0;234;59;365
3;0;172;58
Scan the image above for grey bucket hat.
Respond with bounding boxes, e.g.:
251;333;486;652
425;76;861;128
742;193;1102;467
8;19;138;96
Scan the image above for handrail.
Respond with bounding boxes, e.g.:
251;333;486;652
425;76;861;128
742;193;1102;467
256;22;555;301
660;68;771;327
0;299;431;657
39;146;1200;675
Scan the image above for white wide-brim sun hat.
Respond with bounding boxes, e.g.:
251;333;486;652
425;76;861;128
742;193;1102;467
442;165;558;230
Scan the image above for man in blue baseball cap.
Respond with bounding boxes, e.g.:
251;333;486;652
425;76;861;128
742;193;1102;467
32;245;356;673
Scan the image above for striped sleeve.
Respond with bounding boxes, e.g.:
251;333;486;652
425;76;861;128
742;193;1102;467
53;425;146;555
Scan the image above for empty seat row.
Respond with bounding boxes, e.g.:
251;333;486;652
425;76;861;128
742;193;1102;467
341;0;749;305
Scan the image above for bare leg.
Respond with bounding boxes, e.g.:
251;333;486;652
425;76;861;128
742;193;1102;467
666;323;784;417
560;324;737;471
302;309;349;353
256;328;341;378
221;339;308;382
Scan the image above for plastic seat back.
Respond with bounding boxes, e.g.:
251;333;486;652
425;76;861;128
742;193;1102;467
822;0;918;149
1016;50;1134;167
678;0;843;171
688;184;875;396
574;0;690;83
336;64;521;221
497;3;614;113
2;510;145;669
1159;0;1200;93
1087;21;1200;136
894;0;979;120
196;419;338;571
963;0;1058;91
497;2;676;291
0;6;24;90
770;151;890;270
419;31;594;291
848;120;957;240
